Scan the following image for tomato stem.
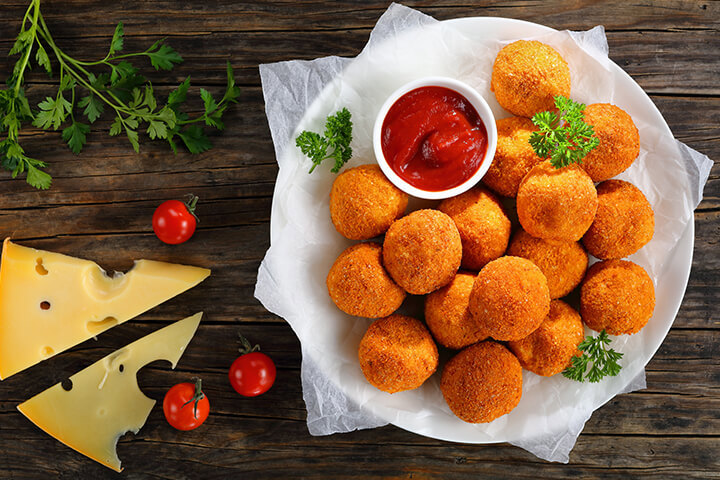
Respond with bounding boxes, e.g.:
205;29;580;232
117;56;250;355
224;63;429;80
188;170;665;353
180;377;205;419
238;333;261;355
184;194;200;223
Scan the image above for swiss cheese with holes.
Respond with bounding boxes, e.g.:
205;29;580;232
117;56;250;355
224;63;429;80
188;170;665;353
0;238;210;379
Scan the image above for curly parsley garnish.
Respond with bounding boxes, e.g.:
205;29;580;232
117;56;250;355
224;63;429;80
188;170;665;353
295;107;353;174
563;330;624;383
529;95;599;169
1;0;241;189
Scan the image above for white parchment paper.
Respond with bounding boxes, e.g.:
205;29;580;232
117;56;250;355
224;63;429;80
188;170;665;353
255;3;714;463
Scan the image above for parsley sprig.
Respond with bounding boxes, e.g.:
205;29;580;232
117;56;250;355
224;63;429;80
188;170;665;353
1;0;241;189
529;95;599;169
563;330;624;383
296;107;353;174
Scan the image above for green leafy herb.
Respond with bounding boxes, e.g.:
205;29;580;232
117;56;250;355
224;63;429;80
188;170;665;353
296;107;353;173
529;95;600;169
1;0;241;189
563;330;623;383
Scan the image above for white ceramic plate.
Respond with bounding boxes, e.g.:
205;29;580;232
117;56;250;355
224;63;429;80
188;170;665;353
268;17;694;444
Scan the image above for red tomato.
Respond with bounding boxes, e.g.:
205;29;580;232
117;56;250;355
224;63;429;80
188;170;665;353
229;351;276;397
163;379;210;431
152;195;199;244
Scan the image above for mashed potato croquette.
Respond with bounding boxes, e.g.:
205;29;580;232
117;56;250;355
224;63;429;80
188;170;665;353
438;186;511;271
583;179;655;259
440;341;522;423
469;256;550;341
517;161;598;242
580;103;640;182
383;209;462;295
581;259;655;335
483;116;544;198
327;242;406;318
425;272;487;350
358;314;439;393
491;40;571;118
330;164;409;240
507;229;588;299
508;299;584;377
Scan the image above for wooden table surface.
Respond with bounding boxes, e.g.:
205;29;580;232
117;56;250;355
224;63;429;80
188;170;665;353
1;1;718;478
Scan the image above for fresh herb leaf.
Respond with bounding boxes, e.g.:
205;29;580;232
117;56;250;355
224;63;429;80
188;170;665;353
295;108;353;174
562;330;623;383
35;44;52;75
77;95;104;123
109;22;124;55
33;95;72;130
177;125;212;154
147;120;167;140
147;43;183;71
168;77;191;110
529;95;600;169
61;121;90;154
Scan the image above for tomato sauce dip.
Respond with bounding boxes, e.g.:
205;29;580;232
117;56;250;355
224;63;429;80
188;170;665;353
381;86;488;192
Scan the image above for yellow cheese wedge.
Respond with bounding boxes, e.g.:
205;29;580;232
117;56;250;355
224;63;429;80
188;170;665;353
18;312;203;472
0;238;210;379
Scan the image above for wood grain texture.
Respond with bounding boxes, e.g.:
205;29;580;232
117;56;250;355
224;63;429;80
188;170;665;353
0;0;718;478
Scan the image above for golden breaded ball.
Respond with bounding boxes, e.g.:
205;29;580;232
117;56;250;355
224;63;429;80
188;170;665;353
425;272;487;350
583;180;655;259
580;104;640;182
581;260;655;335
330;164;409;240
469;256;550;341
441;341;522;423
483;116;544;197
327;243;406;318
438;186;511;271
507;229;588;299
517;161;598;242
508;299;585;377
491;40;571;118
358;314;439;393
383;209;462;295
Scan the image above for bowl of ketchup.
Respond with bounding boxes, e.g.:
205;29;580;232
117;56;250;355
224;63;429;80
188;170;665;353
373;77;497;200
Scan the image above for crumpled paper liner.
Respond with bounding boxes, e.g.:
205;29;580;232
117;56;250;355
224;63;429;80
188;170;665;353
255;2;713;463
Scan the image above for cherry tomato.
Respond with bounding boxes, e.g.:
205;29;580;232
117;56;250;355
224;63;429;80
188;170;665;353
152;194;199;244
229;351;276;397
163;378;209;431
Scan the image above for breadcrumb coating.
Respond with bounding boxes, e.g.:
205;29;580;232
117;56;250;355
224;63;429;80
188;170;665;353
327;242;406;318
383;209;462;295
468;256;550;341
438;186;511;271
583;179;654;259
491;40;571;118
330;164;409;240
441;341;522;423
508;299;585;376
359;314;439;393
581;259;655;335
580;103;640;182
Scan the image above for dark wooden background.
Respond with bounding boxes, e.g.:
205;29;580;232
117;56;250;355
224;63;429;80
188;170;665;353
0;1;718;478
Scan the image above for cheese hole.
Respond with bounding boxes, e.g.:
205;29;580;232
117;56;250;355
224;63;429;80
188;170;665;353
86;316;118;335
35;258;48;275
61;379;73;391
41;346;54;357
40;301;51;310
119;364;124;373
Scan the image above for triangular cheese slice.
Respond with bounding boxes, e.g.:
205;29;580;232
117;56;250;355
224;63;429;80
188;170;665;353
17;312;203;472
0;238;210;379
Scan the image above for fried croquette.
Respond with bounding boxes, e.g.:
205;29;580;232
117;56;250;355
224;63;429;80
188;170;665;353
330;164;409;240
517;161;598;242
383;209;462;295
358;314;439;393
583;180;655;259
327;242;406;318
425;272;487;350
580;103;640;182
507;229;588;299
508;299;584;377
440;341;522;423
491;40;571;118
469;256;550;341
581;259;655;335
483;117;544;197
438;186;511;271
